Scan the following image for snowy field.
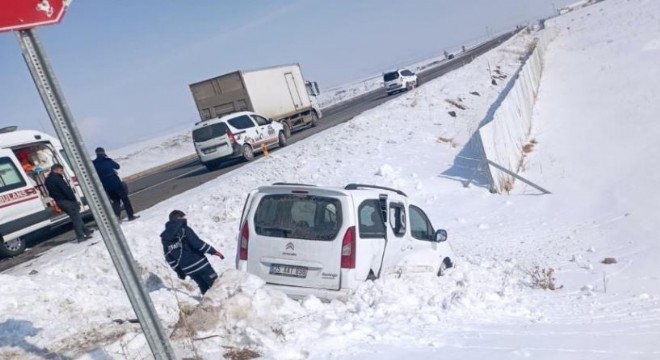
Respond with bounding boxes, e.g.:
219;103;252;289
1;0;659;358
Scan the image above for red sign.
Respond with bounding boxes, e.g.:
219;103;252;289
0;0;70;33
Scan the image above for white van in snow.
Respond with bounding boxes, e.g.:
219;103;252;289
0;126;88;257
192;111;287;170
235;183;456;300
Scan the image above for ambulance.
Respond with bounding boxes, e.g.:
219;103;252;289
0;126;89;257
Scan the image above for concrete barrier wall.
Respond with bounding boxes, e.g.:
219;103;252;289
478;27;558;192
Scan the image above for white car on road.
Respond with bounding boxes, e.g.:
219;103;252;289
192;111;286;170
383;69;418;96
235;183;456;300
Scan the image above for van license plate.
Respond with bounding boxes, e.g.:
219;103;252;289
270;264;307;278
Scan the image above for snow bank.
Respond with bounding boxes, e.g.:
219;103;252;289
2;1;660;358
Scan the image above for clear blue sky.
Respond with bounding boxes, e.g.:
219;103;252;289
0;0;574;151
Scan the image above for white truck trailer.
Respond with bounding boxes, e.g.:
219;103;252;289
189;63;322;137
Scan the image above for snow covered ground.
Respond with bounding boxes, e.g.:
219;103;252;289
2;0;659;358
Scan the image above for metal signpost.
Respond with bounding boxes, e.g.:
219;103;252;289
1;1;175;359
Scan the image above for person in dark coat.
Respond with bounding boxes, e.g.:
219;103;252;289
44;164;93;242
161;210;224;294
92;147;139;221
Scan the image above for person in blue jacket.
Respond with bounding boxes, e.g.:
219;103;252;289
92;147;139;221
161;210;224;294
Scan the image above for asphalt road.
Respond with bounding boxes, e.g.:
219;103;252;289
0;30;517;272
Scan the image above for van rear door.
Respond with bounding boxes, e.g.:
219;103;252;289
192;122;233;160
245;191;347;290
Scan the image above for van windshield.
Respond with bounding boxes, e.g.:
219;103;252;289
254;194;342;241
383;72;400;81
193;122;229;143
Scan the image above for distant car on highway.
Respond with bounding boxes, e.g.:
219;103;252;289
192;111;286;170
383;69;418;96
235;183;456;300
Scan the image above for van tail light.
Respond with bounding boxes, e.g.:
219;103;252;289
227;130;237;144
239;221;249;260
341;226;356;269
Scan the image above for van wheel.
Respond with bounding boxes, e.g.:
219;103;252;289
203;161;221;171
0;236;26;257
283;122;292;138
437;258;453;277
242;144;255;161
310;112;319;127
278;131;287;147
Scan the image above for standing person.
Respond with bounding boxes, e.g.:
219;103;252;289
92;147;139;221
161;210;224;295
44;164;93;242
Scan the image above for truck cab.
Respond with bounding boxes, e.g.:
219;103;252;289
0;127;88;257
305;80;321;109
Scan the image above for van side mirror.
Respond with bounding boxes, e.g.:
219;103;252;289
268;118;274;124
434;229;447;242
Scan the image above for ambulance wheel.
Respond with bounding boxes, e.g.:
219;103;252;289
0;236;26;257
242;144;255;161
